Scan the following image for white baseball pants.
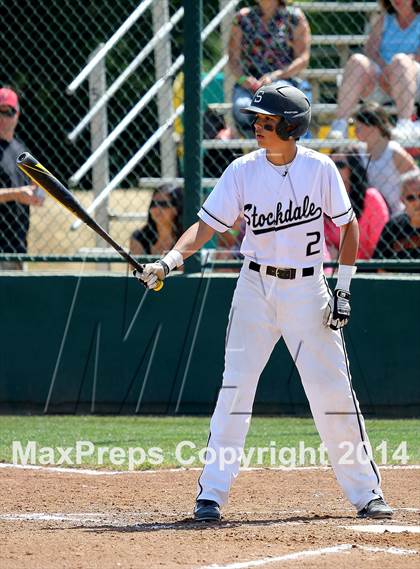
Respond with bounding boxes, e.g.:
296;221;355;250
197;263;383;511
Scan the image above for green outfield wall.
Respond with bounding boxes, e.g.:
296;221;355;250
0;273;419;416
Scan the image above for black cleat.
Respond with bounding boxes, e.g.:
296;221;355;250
357;497;393;519
193;499;221;522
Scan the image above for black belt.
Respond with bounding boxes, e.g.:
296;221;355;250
249;261;314;280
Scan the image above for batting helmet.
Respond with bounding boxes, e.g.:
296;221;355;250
240;84;311;140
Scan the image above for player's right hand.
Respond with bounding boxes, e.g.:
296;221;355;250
134;261;168;290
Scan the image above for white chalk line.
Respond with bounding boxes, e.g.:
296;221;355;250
0;512;184;530
357;545;418;555
0;513;105;522
197;545;352;569
0;463;126;476
196;544;418;569
1;462;419;476
344;524;420;534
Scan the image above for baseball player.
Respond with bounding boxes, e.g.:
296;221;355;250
136;84;393;522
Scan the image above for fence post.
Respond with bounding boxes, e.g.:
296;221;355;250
219;0;235;132
89;43;110;271
183;0;203;273
152;0;177;178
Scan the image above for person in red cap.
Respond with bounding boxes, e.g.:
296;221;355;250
0;86;44;269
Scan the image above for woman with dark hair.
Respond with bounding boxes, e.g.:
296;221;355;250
324;146;389;260
130;185;183;256
329;0;420;141
354;102;418;216
228;0;311;137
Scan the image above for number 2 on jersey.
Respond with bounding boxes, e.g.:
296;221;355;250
306;231;321;256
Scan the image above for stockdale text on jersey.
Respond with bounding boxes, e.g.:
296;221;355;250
243;195;322;234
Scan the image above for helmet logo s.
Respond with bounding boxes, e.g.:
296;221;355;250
254;90;264;103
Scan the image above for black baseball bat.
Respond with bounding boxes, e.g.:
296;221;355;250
16;152;163;291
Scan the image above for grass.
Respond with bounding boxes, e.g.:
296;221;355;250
0;416;418;470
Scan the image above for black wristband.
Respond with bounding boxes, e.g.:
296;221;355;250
158;260;170;276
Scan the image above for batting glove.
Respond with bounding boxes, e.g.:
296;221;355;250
133;249;184;290
134;261;169;290
323;289;351;330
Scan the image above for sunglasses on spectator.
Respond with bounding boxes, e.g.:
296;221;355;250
150;199;174;208
333;160;348;169
404;193;420;203
0;108;17;117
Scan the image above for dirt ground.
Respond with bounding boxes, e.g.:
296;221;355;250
1;466;419;569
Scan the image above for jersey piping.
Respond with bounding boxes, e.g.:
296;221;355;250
201;206;232;229
331;206;354;220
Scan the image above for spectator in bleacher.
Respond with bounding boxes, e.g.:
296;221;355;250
324;146;389;261
353;103;418;217
329;0;420;142
0;87;44;270
228;0;311;138
129;185;183;256
374;170;420;260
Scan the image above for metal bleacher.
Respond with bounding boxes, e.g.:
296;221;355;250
202;1;419;154
135;0;420;194
136;1;381;191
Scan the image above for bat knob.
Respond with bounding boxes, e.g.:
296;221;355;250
153;280;164;292
132;270;164;292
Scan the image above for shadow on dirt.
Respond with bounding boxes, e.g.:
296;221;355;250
45;513;355;533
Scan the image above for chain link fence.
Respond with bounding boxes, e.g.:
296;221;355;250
0;0;419;271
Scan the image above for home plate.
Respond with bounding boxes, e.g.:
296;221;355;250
345;524;420;534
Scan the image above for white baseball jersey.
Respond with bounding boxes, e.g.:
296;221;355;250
198;146;354;268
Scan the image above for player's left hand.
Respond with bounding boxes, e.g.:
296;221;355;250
323;289;351;330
